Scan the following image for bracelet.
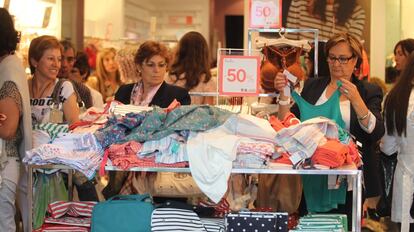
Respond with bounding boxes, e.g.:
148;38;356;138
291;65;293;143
278;98;291;106
357;111;370;121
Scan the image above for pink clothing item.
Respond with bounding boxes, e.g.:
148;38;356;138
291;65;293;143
48;201;96;219
130;81;162;106
311;140;348;168
164;99;181;113
107;141;142;170
34;224;89;232
237;142;274;159
44;217;91;227
347;140;362;167
269;113;300;132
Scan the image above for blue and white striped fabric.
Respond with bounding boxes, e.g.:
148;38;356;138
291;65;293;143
200;218;225;232
151;208;207;231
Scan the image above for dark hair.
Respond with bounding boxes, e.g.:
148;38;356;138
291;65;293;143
393;38;414;57
384;52;414;136
169;31;211;90
308;41;330;78
0;8;19;56
325;32;363;68
28;35;62;74
60;39;76;53
134;41;170;65
74;51;90;80
312;0;357;26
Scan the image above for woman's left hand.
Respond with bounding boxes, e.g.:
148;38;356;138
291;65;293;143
339;78;362;103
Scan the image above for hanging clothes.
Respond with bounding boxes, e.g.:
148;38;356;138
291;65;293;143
260;45;305;92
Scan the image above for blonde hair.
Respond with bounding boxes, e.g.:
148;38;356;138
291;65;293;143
325;32;363;67
95;47;121;100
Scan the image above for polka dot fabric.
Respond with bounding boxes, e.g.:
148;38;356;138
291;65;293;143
225;212;288;232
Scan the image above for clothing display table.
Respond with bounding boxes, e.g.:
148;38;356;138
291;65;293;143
27;164;362;232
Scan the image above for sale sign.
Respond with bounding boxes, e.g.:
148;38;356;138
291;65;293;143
249;0;282;29
218;55;261;96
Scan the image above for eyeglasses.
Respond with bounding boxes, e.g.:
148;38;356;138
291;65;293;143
327;55;354;64
143;62;167;69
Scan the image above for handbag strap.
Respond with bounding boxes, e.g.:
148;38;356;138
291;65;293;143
107;194;151;202
51;79;83;107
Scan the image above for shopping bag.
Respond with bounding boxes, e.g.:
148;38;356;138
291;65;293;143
91;194;154;232
376;151;397;217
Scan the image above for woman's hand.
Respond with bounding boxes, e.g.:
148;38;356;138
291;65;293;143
274;72;288;92
340;78;371;128
339;78;363;103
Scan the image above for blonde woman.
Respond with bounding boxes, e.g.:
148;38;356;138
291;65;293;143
87;47;122;102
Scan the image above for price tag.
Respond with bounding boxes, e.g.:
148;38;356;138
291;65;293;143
249;0;282;28
218;55;260;96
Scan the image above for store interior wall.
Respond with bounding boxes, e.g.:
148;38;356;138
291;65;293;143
61;0;83;49
213;0;244;49
84;0;209;49
9;0;410;82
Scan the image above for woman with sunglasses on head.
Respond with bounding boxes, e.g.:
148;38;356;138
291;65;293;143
115;40;190;107
102;41;190;199
273;32;384;225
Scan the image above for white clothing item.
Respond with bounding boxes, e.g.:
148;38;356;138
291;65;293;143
224;114;277;144
187;125;244;203
380;89;414;231
187;114;275;203
30;79;75;124
32;129;52;148
87;85;104;108
0;179;17;232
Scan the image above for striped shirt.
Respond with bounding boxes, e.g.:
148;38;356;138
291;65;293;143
286;0;365;41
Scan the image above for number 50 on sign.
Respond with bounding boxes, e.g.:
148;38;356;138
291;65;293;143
218;55;261;96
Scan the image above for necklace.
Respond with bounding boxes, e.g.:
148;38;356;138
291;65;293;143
31;78;54;99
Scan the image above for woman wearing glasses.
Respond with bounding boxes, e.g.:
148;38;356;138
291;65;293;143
114;41;190;107
273;32;384;223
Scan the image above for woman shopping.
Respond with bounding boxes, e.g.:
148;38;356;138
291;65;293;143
273;32;384;222
115;40;190;107
102;41;190;199
167;31;216;105
381;52;414;232
87;47;122;103
28;35;80;125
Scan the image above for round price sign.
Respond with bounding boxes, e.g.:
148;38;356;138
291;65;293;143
249;0;281;29
218;55;260;96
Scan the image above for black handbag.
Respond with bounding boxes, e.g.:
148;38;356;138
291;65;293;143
376;151;397;217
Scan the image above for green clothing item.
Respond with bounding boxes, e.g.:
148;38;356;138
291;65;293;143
291;89;345;128
292;89;347;213
123;105;233;143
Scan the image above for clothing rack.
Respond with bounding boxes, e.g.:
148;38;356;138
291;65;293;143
248;28;320;78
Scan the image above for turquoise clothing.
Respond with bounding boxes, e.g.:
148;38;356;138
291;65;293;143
292;89;347;213
291;89;345;128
